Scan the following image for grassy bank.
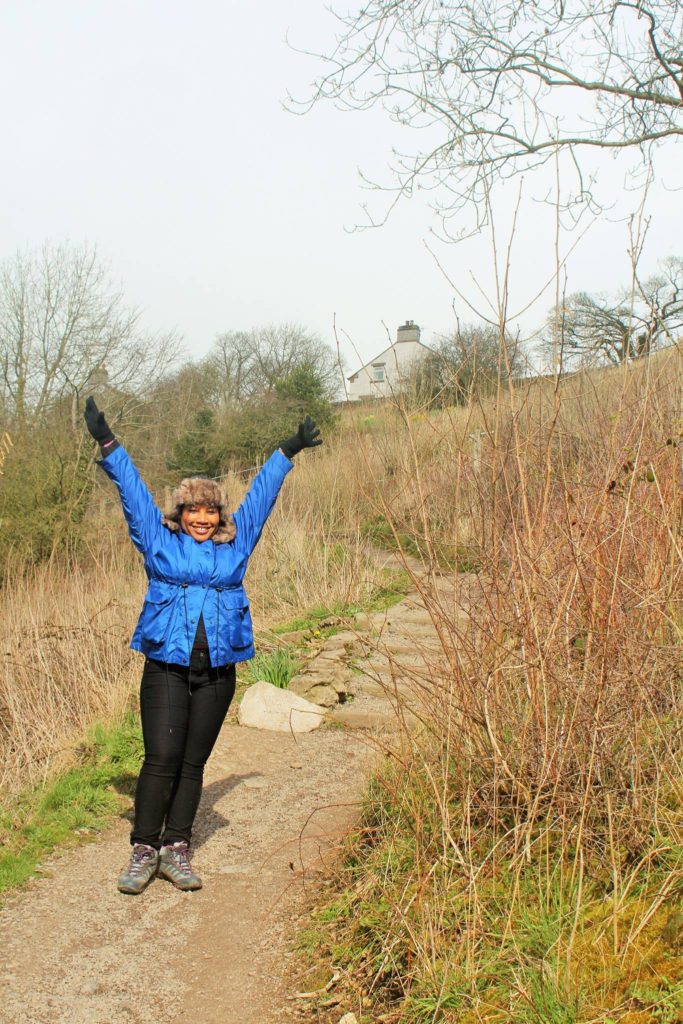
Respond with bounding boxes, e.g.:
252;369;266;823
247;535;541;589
0;715;142;898
299;739;682;1023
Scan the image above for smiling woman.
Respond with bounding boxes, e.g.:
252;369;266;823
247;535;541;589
82;397;322;896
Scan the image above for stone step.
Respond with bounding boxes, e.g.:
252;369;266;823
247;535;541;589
320;631;364;652
387;609;433;626
329;697;421;732
355;678;415;699
359;651;435;670
369;638;421;656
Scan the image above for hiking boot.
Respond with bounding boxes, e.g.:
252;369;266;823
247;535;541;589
117;844;159;895
157;841;202;891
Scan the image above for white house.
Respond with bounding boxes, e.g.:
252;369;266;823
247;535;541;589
346;321;431;401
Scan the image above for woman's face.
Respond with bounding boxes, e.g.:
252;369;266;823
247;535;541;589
180;503;221;542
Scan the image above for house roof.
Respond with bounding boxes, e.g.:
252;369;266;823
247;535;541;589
347;338;433;380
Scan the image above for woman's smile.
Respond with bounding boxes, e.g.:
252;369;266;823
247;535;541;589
180;504;220;542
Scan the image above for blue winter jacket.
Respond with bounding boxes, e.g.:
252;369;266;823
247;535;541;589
98;445;293;666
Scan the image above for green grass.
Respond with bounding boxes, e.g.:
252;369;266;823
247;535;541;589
360;514;481;573
272;568;412;637
243;571;411;691
296;754;683;1024
0;714;142;898
271;605;346;635
242;647;300;688
626;980;683;1024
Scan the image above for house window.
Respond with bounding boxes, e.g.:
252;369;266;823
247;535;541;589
371;364;385;382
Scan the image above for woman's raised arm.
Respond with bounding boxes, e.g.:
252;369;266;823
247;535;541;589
232;416;323;555
84;397;162;555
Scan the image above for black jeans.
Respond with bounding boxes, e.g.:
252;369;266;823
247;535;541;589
131;652;236;849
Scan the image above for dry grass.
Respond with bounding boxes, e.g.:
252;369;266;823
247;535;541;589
0;541;144;794
231;445;391;625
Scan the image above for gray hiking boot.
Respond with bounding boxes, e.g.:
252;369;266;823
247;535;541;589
117;844;159;895
157;841;202;891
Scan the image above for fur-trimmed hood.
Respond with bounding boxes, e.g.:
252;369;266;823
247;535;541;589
162;477;236;544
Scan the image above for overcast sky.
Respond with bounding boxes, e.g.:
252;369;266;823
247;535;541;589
1;0;680;373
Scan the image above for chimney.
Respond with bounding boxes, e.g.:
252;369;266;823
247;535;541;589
396;320;420;344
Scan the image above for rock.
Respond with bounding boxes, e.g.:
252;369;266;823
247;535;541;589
289;654;355;705
237;681;324;732
289;675;340;706
379;639;417;655
355;676;415;699
314;651;352;667
321;631;360;651
339;1014;359;1024
274;628;309;644
313;652;355;674
353;611;381;630
331;696;421;732
287;676;310;698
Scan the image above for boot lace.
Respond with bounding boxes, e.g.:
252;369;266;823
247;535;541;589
128;845;156;876
168;842;193;874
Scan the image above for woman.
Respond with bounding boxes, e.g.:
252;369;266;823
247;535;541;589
84;397;322;895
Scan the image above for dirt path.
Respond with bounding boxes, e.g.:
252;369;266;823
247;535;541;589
0;723;374;1024
0;551;460;1024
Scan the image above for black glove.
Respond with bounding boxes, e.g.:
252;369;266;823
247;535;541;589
84;397;117;451
279;416;323;459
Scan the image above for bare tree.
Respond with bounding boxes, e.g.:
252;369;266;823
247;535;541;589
544;256;683;369
638;255;683;347
205;331;256;407
205;324;341;405
295;0;682;223
0;242;180;434
411;323;524;405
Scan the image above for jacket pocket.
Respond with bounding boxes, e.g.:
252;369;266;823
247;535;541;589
140;580;176;648
219;591;254;650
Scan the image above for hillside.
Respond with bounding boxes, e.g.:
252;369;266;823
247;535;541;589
1;347;682;1022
